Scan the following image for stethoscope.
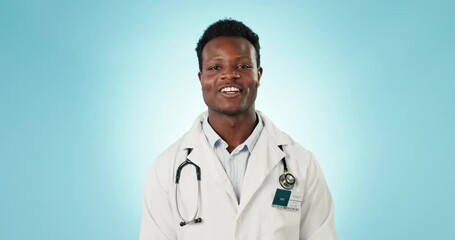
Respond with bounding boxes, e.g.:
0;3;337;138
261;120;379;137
174;146;296;227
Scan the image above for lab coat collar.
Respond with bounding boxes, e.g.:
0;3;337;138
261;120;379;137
180;111;292;150
256;111;292;146
179;112;206;150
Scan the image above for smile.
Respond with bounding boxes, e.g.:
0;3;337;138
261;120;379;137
220;86;240;93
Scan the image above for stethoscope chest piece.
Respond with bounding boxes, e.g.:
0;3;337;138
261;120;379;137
278;145;296;190
279;172;296;190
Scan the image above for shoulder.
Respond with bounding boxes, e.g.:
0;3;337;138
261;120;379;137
152;136;185;170
144;113;206;187
258;111;318;169
259;111;313;154
282;134;317;173
143;136;184;190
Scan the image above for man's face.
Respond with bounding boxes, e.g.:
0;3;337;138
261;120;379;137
198;36;262;116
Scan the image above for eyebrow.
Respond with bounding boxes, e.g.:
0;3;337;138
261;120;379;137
204;55;253;62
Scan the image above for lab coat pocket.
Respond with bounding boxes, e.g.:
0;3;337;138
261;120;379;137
261;190;302;239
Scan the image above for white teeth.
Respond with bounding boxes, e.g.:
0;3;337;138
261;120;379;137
221;87;240;92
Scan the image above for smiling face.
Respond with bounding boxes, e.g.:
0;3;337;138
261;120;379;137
198;36;263;117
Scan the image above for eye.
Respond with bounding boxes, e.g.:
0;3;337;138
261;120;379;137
237;64;253;69
208;65;221;71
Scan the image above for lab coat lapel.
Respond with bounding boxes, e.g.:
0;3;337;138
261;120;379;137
186;131;238;205
238;127;285;214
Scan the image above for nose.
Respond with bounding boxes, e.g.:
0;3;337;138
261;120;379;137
221;67;240;80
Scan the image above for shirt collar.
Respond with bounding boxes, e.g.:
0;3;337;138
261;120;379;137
202;113;264;153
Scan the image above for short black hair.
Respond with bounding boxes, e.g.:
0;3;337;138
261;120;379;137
196;19;261;71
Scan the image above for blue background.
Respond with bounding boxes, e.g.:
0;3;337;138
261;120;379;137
1;0;454;239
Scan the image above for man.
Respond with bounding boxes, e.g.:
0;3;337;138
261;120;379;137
140;19;336;240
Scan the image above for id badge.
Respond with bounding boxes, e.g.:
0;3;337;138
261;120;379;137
271;189;303;212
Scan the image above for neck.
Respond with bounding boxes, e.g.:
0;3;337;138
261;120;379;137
207;109;257;153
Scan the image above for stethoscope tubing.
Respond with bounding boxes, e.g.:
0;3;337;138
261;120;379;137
175;149;203;226
175;178;202;226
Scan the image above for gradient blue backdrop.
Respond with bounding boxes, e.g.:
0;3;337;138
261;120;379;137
1;0;454;239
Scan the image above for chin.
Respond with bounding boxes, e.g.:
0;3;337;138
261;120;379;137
219;109;244;116
211;105;254;116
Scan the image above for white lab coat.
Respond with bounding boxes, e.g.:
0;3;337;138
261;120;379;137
140;112;336;240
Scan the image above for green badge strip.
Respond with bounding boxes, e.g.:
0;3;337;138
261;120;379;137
272;189;291;207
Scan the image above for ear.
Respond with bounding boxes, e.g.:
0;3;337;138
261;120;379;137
198;71;202;83
257;67;263;86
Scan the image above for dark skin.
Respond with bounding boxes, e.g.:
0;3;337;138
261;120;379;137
198;37;263;152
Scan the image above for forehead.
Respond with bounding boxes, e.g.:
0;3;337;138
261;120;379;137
202;36;256;61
